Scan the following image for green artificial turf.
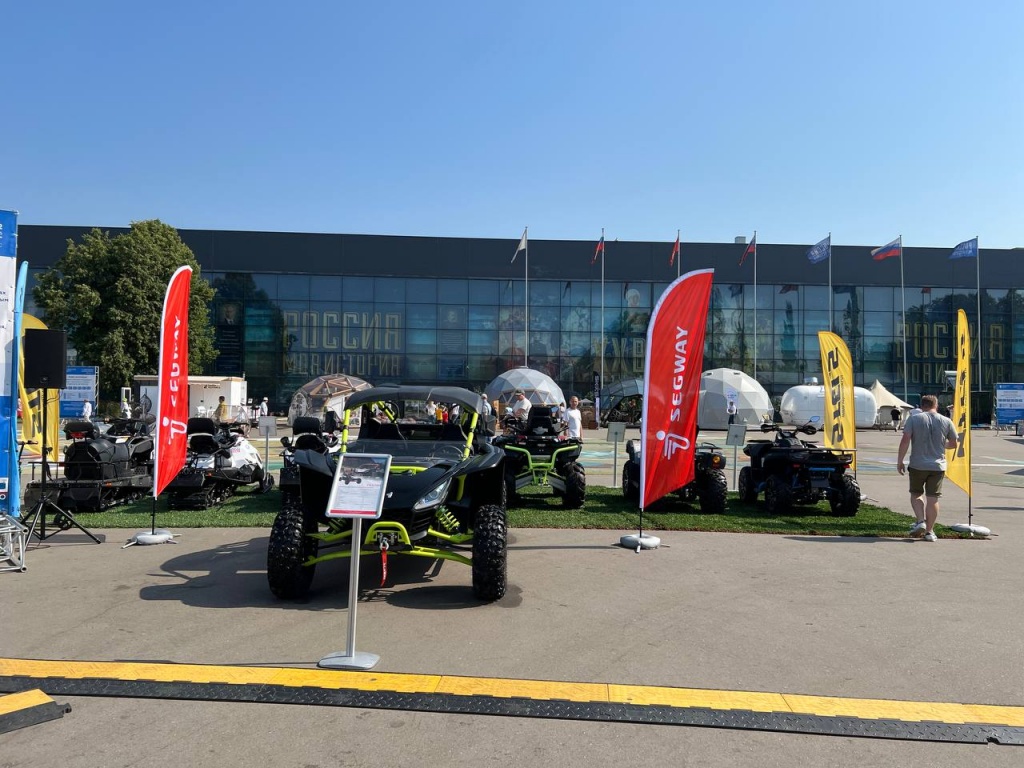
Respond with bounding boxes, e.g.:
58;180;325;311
57;484;950;538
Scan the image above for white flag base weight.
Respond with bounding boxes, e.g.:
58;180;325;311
620;533;660;550
123;529;179;547
318;651;380;670
949;523;991;538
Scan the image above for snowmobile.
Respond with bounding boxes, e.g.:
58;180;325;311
165;417;275;509
25;418;155;513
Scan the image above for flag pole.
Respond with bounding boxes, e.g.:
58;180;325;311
600;227;605;405
975;235;981;395
676;228;681;279
524;227;529;365
828;232;833;331
753;231;758;376
899;235;908;403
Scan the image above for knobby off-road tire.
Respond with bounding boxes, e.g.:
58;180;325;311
737;466;757;503
563;461;586;509
697;470;728;515
622;463;639;502
764;474;793;515
472;504;507;601
503;464;520;505
267;498;319;599
829;474;861;517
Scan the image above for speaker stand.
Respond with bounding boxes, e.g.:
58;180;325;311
20;388;100;545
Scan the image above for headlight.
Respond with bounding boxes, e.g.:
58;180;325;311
414;478;452;510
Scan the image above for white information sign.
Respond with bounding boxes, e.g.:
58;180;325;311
325;453;392;519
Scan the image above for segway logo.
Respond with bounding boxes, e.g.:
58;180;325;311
657;430;691;459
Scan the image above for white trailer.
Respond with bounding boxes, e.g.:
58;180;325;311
133;375;249;423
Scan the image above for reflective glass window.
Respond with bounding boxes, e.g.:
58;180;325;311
343;277;373;302
279;274;311;300
309;275;341;301
405;279;437;304
374;277;405;303
438;279;468;304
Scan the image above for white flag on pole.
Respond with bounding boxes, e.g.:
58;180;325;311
512;228;527;263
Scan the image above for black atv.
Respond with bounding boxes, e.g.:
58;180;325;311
267;384;507;602
492;410;586;508
25;418;155;513
278;416;339;508
621;437;728;514
738;422;860;516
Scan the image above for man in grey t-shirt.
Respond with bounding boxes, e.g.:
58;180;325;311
896;395;959;541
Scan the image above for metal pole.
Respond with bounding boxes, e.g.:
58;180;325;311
524;228;529;365
976;236;982;395
752;230;757;377
900;235;908;403
344;517;362;656
600;227;605;403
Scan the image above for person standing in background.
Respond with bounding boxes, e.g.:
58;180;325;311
897;395;959;542
81;399;93;423
565;396;583;441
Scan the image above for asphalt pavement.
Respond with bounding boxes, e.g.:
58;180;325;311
2;426;1023;767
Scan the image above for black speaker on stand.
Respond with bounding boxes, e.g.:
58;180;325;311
20;330;100;544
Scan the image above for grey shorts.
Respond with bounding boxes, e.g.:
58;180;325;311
908;467;945;497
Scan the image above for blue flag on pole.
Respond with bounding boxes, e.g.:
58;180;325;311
950;237;978;260
0;210;17;257
806;235;831;264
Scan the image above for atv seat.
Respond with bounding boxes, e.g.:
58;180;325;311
437;422;467;442
292;416;322;436
777;437;803;448
525;414;557;436
64;421;97;440
187;417;218;435
360;419;404;442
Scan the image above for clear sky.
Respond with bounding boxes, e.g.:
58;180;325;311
6;1;1022;249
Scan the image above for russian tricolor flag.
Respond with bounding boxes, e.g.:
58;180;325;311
871;238;901;261
591;235;605;265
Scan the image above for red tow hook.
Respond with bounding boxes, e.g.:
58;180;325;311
379;538;389;587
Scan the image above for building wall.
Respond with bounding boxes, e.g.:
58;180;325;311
18;226;1024;413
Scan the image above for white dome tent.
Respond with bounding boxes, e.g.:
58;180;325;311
697;369;773;430
485;367;566;410
780;385;879;428
868;380;914;426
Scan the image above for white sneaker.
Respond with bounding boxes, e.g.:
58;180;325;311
909;521;927;538
923;532;937;542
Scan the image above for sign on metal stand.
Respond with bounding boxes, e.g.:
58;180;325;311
725;424;748;491
318;453;392;671
258;415;277;470
606;422;627;488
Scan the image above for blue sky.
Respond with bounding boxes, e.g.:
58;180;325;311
6;1;1022;249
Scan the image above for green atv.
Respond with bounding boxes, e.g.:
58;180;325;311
492;410;586;508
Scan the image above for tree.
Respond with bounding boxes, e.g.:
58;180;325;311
33;220;217;401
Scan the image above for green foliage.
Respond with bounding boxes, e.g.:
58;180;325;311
32;220;217;399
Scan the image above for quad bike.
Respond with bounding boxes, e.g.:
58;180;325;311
24;418;155;513
278;416;339;508
165;417;275;509
492;410;586;508
267;384;507;602
738;422;860;516
621;436;727;514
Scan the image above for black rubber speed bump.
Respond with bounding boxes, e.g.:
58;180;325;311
0;688;71;734
1;657;1022;746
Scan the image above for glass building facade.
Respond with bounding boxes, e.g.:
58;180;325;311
19;226;1024;418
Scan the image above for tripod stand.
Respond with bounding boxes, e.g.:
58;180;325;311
22;388;100;544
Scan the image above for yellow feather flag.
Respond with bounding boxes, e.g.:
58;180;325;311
818;331;857;471
945;309;971;495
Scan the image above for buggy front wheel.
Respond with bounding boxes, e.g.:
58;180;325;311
472;504;507;601
267;499;319;599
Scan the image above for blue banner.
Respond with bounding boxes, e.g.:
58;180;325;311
806;235;831;264
950;237;978;260
8;264;27;517
0;210;16;258
994;383;1024;425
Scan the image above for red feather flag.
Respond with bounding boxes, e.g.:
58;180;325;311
153;266;193;498
640;268;714;509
